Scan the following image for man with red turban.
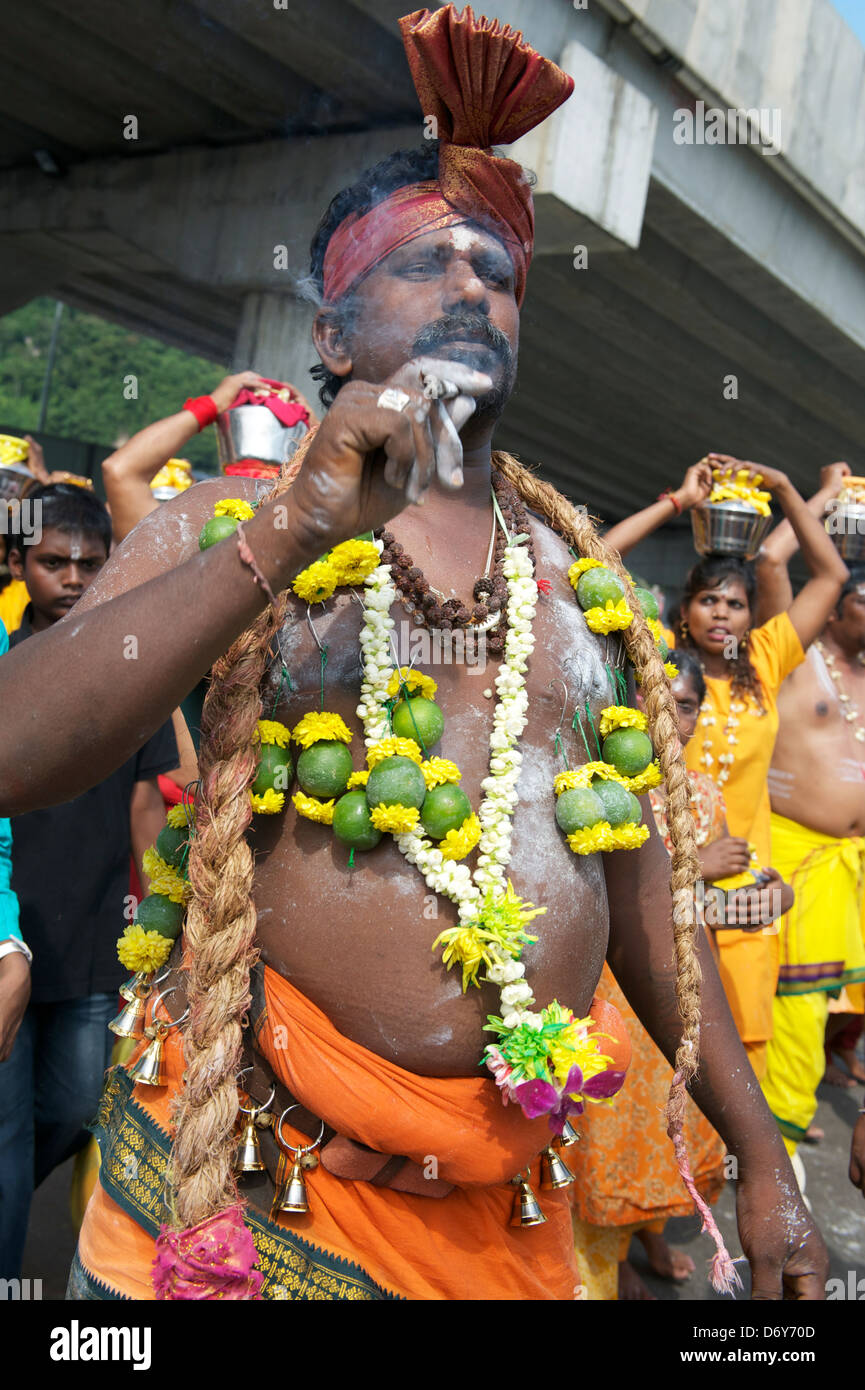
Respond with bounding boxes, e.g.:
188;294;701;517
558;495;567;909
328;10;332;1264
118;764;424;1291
0;6;826;1301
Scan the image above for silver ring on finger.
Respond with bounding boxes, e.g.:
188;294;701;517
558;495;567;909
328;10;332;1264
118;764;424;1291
376;387;412;412
421;372;459;401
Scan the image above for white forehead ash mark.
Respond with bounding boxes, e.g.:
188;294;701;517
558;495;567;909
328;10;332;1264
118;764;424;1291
448;225;486;253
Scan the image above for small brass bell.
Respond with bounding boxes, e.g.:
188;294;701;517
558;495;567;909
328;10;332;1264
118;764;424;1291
558;1118;581;1147
108;987;148;1039
234;1114;266;1174
509;1171;546;1228
128;1020;169;1086
119;971;150;1003
540;1145;575;1190
273;1157;309;1217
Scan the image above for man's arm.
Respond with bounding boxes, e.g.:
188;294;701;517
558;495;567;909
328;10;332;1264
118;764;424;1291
604;823;827;1299
130;777;171;891
101;372;268;543
753;463;851;627
0;355;494;815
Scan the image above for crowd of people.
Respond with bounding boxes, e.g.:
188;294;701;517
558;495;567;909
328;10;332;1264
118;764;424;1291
0;3;863;1303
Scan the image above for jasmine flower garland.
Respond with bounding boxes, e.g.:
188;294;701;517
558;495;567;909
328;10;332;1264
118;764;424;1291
358;532;624;1128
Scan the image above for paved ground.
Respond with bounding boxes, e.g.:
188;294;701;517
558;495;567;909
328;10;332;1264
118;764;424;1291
21;1056;865;1302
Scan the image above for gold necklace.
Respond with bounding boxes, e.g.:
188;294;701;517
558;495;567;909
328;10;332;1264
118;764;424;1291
815;640;865;744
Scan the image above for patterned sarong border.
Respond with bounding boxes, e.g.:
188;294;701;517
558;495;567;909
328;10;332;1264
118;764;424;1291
778;963;865;996
91;1066;401;1301
67;1249;131;1301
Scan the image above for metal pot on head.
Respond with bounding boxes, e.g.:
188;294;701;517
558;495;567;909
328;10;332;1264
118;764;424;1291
216;405;307;470
824;477;865;563
690;499;773;561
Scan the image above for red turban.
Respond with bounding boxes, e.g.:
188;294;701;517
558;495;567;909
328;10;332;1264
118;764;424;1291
322;4;574;306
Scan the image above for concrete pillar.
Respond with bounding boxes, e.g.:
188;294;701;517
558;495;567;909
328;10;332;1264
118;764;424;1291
232;291;317;397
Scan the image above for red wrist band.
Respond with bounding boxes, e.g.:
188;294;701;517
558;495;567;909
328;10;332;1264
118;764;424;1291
658;488;682;515
183;396;218;431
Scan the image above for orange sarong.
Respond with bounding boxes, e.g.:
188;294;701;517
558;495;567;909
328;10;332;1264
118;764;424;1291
74;965;582;1301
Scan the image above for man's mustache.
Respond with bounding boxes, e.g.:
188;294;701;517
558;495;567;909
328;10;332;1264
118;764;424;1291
411;313;513;367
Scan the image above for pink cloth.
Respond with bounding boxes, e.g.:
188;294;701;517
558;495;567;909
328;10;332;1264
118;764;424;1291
152;1206;263;1301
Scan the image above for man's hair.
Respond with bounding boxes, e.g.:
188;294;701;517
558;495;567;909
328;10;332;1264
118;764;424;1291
838;564;865;611
671;646;706;707
10;482;111;558
306;142;441;407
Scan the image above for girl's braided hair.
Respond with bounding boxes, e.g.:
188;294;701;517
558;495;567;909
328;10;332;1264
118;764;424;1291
167;155;703;1255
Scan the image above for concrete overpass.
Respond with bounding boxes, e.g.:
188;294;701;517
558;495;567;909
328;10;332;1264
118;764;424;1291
2;0;865;571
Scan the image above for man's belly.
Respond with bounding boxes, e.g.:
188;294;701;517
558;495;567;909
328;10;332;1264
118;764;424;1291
769;748;865;838
251;803;610;1078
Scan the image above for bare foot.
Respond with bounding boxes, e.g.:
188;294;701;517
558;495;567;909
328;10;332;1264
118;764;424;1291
638;1228;695;1281
836;1048;865;1084
803;1124;824;1144
824;1060;857;1088
618;1260;657;1300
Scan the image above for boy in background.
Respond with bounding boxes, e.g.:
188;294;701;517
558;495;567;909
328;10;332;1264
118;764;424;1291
0;483;178;1277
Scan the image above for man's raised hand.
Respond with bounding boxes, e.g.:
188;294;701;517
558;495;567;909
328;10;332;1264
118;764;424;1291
286;357;492;552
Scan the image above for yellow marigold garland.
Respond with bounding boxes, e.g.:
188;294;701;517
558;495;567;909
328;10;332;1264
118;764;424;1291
583;598;633;635
328;539;380;585
255;719;291;748
292;791;335;824
598;705;648;737
292;560;337;605
116;924;173;974
567;556;604;588
421;757;462;789
165;804;192;831
385;666;439;701
251;788;286;815
142;848;189;904
439;813;482;861
554;759;661;796
213;497;255;522
292;711;353;749
346;770;369;789
369;803;420;833
665;662;679;680
366;737;423;768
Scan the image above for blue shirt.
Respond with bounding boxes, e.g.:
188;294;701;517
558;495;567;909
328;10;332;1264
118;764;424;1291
0;620;22;943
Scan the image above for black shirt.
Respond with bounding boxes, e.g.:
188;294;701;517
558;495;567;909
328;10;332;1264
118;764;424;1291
9;609;179;1002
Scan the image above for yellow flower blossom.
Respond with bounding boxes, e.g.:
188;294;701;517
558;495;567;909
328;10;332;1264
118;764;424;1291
366;737;422;768
347;770;369;789
664;661;679;680
607;823;650;850
709;469;772;516
557;761;624;792
165;804;193;831
622;761;662;794
369;803;420;833
439;813;481;861
567;557;603;589
646;617;663;643
292;559;338;605
421;757;462;789
142;848;189;903
255;719;292;748
549;1019;613;1090
251;788;286;815
117;924;173;974
213;497;255;522
584;598;633;635
328;539;380;585
567;822;616;855
431;925;487;992
292;711;353;749
385;666;438;701
598;705;648;737
291;791;334;823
